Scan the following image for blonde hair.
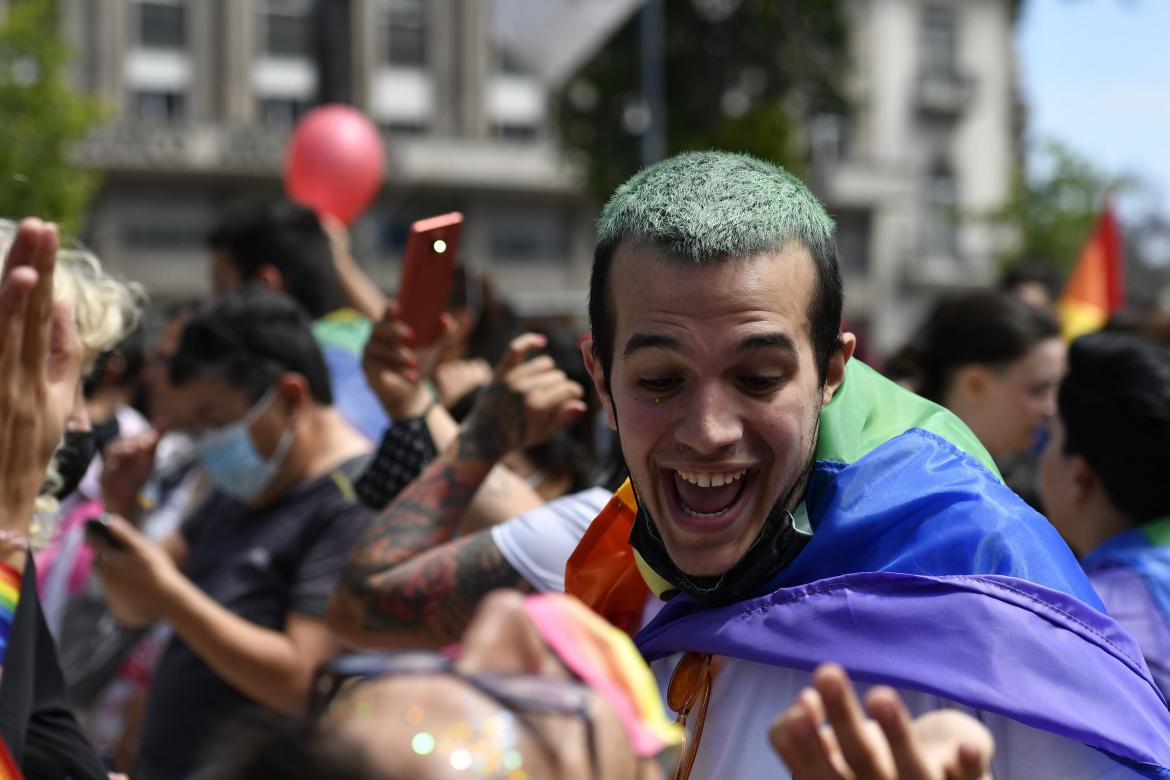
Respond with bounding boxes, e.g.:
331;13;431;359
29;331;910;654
0;219;146;537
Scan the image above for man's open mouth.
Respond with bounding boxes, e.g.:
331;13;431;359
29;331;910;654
665;468;755;533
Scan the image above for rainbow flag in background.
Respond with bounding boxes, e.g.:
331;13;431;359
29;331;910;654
1058;205;1125;340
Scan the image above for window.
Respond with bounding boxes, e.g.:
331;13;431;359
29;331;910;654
488;213;567;262
137;0;185;50
834;209;871;276
378;0;427;66
260;97;312;126
921;6;957;80
263;0;313;58
923;167;958;260
134;90;186;120
494;124;538;141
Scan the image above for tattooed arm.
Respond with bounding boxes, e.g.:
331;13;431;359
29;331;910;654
330;334;587;649
360;302;548;530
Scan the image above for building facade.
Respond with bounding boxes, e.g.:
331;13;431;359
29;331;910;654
58;0;597;317
45;0;1019;349
817;0;1022;356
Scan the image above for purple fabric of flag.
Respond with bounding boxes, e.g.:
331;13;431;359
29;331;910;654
636;571;1170;771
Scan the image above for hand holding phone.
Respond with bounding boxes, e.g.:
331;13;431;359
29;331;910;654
397;212;463;347
84;515;126;551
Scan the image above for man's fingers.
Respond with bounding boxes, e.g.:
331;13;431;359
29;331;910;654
497;333;548;375
2;217;43;277
953;740;992;780
363;341;418;372
21;223;57;374
0;268;35;380
380;299;402;321
815;663;887;778
508;355;558;384
369;316;415;348
770;695;842;780
102;514;150;554
867;687;931;780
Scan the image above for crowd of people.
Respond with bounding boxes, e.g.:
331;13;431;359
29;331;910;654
2;149;1170;779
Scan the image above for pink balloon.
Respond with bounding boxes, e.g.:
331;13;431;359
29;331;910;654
283;105;386;225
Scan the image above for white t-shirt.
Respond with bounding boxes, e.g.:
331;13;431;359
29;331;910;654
491;492;1139;778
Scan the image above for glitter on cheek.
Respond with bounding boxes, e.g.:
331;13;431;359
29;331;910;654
411;732;436;756
450;748;473;771
502;749;524;771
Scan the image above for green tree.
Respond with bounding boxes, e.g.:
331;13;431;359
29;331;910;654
556;0;850;202
0;0;101;233
986;140;1132;274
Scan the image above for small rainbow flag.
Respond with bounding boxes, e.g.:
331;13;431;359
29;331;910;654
1058;205;1125;340
0;565;19;618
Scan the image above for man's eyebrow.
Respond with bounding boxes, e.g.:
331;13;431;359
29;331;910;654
736;332;798;355
623;332;683;358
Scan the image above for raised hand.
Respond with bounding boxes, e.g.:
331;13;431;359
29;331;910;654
0;218;82;525
362;301;453;420
457;333;587;462
769;664;993;780
100;430;162;521
432;357;492;410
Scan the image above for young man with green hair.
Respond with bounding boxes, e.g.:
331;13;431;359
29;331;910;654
334;152;1170;777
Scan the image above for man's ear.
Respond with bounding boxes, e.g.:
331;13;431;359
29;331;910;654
255;264;285;294
1069;455;1099;509
276;373;310;413
821;332;856;406
580;338;616;431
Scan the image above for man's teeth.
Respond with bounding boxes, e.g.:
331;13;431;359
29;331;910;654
676;469;747;488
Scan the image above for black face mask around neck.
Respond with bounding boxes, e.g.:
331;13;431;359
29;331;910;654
628;490;812;606
52;430;97;499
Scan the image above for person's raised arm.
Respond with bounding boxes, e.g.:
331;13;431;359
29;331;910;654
0;219;81;668
358;304;551;527
770;663;994;780
320;215;388;322
331;333;585;649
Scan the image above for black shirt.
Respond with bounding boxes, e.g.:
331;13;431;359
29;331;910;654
0;557;108;780
136;458;371;780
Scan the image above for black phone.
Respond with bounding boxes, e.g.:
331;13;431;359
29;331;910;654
84;515;125;550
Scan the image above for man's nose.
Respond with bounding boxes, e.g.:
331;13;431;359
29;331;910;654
673;382;743;455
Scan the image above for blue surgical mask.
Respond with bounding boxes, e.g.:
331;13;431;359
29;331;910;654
197;388;294;502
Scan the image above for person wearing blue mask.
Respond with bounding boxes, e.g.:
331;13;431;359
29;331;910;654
93;286;373;780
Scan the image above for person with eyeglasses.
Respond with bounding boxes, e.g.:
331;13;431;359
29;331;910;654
204;590;992;780
332;152;1170;779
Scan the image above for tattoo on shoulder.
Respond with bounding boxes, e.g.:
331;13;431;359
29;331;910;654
351;531;535;643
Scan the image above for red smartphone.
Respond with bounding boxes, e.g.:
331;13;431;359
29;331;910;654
397;212;463;346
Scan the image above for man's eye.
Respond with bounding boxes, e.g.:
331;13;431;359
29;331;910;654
739;375;784;394
638;378;680;393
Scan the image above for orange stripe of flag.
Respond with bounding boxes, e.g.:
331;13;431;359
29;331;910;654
1058;205;1124;341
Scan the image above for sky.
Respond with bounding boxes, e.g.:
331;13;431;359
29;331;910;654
1017;0;1170;217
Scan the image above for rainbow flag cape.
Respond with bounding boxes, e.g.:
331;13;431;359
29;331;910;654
567;360;1170;777
1058;205;1125;340
0;739;22;780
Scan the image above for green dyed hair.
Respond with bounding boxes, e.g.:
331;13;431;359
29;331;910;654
588;151;843;384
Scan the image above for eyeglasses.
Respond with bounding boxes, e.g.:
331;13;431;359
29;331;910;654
310;652;600;779
666;652;715;780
